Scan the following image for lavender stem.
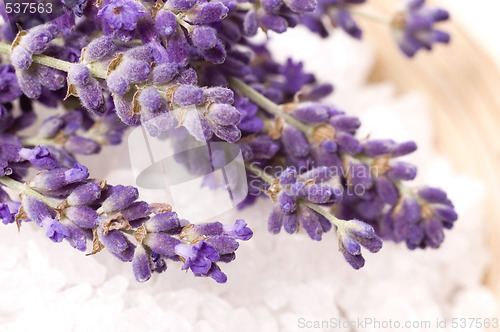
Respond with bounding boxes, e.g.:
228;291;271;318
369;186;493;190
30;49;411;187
228;77;314;136
0;176;61;209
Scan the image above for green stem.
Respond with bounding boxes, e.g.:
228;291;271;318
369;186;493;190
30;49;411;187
0;176;61;209
0;42;108;79
244;163;346;229
300;200;344;229
228;77;314;136
349;9;391;25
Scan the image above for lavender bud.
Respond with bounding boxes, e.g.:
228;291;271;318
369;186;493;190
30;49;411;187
342;251;365;270
282;126;310;158
64;206;98;228
61;220;87;251
292;103;329;123
406;223;424;249
268;206;283;234
0;204;14;225
200;40;227;64
282;213;298;234
424;217;444;248
23;25;58;54
68;64;106;116
278;191;297;213
206;264;227;283
262;0;281;12
38;116;64;138
347;159;372;190
344;219;374;238
355;234;383;253
205;235;239;255
144;232;180;257
11;47;33;70
113;242;136;262
67;64;91;85
41;217;70;242
83;35;114;63
339;232;361;255
185;2;229;25
16;69;41;99
395;197;421;224
132;245;152;283
259;11;288;33
392;141;417;157
138;88;163;110
279;167;297;185
208;104;241;126
203;87;234;104
167;0;197;11
284;0;316;13
191;26;218;50
305;184;339;204
101;185;139;213
418;187;447;203
362;139;395;157
243;10;259;36
190;222;224;236
151;63;178;84
120;201;150;222
375;177;399;205
145;211;180;233
298;206;323;241
432;204;458;222
35;65;65;91
120;60;151;83
173;85;204;106
386;161;417;181
106;72;130;96
66;182;102;206
222;219;253;240
212;124;241;143
64;135;101;155
174;240;219;274
100;228;130;254
29;163;88;191
155;10;178;36
336;132;361;154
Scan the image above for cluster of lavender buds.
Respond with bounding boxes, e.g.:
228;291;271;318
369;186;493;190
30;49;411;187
0;0;455;282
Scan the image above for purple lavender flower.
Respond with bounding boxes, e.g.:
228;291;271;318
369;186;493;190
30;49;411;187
392;0;450;57
132;245;152;282
0;203;14;225
338;219;382;269
98;0;146;32
0;65;22;103
41;217;70;242
174;240;220;274
302;0;365;39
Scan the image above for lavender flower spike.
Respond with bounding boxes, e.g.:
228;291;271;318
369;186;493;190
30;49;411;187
392;0;450;57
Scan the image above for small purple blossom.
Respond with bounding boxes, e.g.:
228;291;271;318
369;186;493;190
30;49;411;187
98;0;146;31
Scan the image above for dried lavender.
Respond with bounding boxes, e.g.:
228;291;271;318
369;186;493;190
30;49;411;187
0;0;455;282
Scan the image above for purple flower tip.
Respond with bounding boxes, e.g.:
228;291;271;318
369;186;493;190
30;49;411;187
41;217;70;242
223;219;253;241
175;240;220;274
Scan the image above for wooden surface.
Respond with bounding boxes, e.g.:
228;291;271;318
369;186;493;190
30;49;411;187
362;1;500;297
